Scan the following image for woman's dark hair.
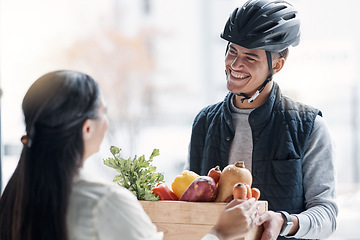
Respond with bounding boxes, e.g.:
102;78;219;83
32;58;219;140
0;70;100;240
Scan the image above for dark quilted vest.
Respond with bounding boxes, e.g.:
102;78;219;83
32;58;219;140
249;87;320;214
189;83;320;239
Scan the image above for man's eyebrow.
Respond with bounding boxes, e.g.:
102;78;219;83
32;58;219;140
229;45;260;59
244;52;260;59
229;45;237;51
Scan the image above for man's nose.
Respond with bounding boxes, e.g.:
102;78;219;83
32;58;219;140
231;56;244;69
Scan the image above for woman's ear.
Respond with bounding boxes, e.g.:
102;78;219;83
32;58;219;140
82;119;94;140
272;57;285;74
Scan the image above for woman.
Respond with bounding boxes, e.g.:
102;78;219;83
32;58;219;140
0;70;259;240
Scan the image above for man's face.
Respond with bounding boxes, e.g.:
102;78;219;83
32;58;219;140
225;43;270;95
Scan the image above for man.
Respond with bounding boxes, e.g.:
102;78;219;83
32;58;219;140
186;0;338;239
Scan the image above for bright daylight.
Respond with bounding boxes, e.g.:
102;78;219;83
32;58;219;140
0;0;359;239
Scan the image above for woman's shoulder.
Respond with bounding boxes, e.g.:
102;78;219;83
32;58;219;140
71;168;136;203
67;171;163;240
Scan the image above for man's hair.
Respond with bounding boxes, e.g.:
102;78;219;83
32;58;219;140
273;48;289;60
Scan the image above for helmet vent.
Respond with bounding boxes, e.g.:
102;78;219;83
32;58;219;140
264;5;287;17
255;21;278;34
230;8;238;24
269;33;287;43
283;13;296;21
242;6;261;26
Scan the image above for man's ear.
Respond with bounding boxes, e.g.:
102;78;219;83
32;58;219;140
272;57;285;74
82;119;94;140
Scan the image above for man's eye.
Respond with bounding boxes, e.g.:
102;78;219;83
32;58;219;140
247;57;255;62
229;50;237;55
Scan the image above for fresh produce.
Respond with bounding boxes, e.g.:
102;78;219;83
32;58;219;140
171;170;200;199
233;183;261;201
179;176;217;202
207;166;222;184
245;184;252;199
214;161;253;202
251;187;261;200
152;182;179;201
104;146;164;201
233;183;247;200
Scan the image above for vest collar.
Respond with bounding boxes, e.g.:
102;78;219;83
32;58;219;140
224;82;281;129
249;82;281;128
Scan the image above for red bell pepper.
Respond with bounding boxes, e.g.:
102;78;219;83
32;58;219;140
152;182;179;201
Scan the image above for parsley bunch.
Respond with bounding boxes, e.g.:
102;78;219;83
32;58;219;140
104;146;164;200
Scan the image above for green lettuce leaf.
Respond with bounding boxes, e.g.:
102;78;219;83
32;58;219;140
104;146;164;200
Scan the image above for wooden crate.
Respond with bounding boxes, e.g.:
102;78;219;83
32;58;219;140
140;200;268;240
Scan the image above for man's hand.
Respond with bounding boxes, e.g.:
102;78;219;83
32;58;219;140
256;210;299;240
255;211;284;240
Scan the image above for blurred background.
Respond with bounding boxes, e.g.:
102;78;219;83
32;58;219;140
1;0;359;239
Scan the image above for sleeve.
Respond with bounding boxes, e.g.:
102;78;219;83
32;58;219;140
95;186;164;240
188;107;209;174
201;234;220;240
291;115;338;239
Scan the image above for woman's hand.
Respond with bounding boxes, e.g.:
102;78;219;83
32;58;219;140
209;198;260;240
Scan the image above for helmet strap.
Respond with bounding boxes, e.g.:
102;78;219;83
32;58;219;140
236;51;273;103
266;51;273;75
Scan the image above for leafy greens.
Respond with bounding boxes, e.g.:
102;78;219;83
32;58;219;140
104;146;164;200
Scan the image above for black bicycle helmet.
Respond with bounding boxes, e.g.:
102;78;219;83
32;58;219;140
221;0;300;103
221;0;300;53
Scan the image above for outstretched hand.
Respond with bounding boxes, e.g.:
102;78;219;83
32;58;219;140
210;198;260;240
256;210;299;240
255;211;284;240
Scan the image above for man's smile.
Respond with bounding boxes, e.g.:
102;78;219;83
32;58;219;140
230;70;250;79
